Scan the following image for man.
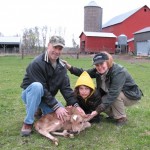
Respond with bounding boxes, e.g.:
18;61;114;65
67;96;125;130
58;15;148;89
20;35;82;136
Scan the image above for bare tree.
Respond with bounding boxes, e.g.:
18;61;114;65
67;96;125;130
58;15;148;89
21;26;67;54
72;34;78;48
41;26;48;51
34;26;41;51
22;27;41;53
22;29;29;51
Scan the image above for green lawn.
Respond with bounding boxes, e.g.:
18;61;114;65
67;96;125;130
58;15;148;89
0;55;150;150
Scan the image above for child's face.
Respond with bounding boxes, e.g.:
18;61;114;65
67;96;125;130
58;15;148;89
78;85;91;99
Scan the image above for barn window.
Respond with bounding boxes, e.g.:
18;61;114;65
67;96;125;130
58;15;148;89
144;8;147;12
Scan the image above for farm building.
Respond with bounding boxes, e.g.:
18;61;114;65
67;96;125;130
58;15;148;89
0;37;21;53
80;1;150;54
84;1;103;32
102;5;150;53
79;31;116;54
81;1;116;54
127;38;134;53
134;27;150;56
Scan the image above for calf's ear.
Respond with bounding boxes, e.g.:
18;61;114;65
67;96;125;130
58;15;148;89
83;114;94;122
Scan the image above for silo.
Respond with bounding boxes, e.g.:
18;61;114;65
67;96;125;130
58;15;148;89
118;34;128;53
118;34;127;45
84;1;102;32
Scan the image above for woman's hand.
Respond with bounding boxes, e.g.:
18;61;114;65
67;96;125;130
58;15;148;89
90;111;98;117
61;60;72;69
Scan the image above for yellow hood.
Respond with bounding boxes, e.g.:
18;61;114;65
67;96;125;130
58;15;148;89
75;71;95;90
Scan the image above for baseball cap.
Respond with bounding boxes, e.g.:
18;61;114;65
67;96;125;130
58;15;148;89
93;52;109;65
49;36;65;48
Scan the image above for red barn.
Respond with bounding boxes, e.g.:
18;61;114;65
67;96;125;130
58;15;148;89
102;5;150;51
127;38;134;52
79;31;116;54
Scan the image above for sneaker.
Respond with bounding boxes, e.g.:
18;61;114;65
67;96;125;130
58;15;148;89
21;123;32;136
116;117;128;126
34;108;42;119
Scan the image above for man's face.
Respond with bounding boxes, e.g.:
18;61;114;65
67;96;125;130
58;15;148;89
47;43;63;62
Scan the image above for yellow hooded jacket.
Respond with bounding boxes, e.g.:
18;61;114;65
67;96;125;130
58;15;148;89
75;71;95;99
74;71;101;114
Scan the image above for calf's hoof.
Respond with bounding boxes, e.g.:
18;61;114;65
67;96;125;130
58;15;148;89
69;134;74;138
52;138;59;146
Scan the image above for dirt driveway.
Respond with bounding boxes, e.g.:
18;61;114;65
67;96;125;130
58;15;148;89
113;54;150;63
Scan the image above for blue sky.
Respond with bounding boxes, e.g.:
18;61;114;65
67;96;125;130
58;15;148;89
0;0;149;46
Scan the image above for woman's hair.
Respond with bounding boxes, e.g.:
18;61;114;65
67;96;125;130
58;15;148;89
101;51;114;68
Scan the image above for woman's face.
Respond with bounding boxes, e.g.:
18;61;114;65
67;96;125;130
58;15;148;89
95;61;109;74
78;85;91;99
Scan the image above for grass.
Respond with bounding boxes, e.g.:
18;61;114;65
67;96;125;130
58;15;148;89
0;54;150;150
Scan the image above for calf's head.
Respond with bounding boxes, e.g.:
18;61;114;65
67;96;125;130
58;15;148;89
70;114;91;134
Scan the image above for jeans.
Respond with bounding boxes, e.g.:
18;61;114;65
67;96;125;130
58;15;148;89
21;82;63;124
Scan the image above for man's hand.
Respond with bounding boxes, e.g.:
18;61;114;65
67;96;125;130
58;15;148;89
55;107;68;122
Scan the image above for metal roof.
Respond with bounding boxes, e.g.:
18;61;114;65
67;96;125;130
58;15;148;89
83;31;116;38
102;7;141;28
134;26;150;34
127;38;134;42
0;37;21;44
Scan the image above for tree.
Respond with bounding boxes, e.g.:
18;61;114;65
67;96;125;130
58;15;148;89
34;26;41;51
41;26;48;51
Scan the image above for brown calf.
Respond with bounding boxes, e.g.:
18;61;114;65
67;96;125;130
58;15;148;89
34;106;92;145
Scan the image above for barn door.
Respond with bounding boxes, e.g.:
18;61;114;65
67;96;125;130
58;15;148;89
81;41;85;53
137;41;150;56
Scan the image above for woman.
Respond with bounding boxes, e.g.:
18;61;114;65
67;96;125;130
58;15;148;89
63;51;143;126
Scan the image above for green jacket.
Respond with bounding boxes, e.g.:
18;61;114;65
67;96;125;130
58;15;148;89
69;63;143;110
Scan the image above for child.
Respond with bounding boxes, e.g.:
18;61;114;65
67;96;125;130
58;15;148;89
74;71;102;123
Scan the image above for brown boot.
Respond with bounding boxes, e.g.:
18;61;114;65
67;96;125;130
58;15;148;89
21;123;33;136
116;117;128;126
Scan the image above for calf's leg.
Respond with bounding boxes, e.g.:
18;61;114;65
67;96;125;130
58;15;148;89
51;130;74;138
37;129;59;145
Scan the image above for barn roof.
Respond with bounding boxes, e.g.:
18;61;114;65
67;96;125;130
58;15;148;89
127;38;134;42
0;37;21;44
80;31;116;38
102;5;148;28
134;26;150;34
